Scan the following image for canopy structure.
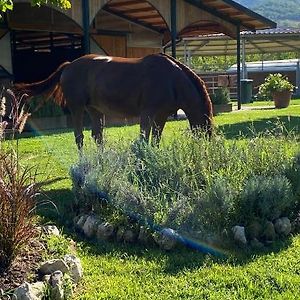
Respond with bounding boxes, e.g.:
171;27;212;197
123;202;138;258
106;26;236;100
168;28;300;57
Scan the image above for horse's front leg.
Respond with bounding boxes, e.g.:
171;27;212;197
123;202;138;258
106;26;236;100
140;112;153;143
152;114;168;146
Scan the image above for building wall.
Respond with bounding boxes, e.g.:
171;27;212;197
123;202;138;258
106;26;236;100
0;32;12;74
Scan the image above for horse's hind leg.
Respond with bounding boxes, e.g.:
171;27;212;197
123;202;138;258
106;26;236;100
86;106;104;146
70;108;85;151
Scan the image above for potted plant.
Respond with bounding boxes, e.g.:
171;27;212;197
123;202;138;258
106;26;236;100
258;73;294;108
210;87;232;115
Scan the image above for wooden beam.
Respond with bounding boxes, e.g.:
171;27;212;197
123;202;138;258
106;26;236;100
103;7;163;34
108;1;142;8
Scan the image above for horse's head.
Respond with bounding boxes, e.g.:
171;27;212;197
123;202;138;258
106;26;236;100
188;110;213;138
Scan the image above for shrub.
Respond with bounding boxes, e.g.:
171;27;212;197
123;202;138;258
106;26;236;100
235;175;293;225
258;73;294;100
0;150;39;270
210;87;231;105
70;130;300;242
0;89;40;270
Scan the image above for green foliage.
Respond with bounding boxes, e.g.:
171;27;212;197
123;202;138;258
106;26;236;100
181;53;298;72
236;175;293;224
258;73;294;100
71;128;300;239
211;87;231;105
0;0;71;12
29;96;65;118
45;234;70;259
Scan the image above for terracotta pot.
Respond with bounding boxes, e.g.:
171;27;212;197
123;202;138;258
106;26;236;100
272;90;292;109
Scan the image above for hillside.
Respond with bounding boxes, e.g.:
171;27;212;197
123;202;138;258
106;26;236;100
236;0;300;28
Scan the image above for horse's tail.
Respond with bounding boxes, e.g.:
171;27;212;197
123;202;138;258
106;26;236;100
14;61;71;107
160;53;213;118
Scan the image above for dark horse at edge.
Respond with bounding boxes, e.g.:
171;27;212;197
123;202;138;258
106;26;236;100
14;53;213;149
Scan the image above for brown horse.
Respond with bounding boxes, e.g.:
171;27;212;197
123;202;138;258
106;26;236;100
14;53;213;149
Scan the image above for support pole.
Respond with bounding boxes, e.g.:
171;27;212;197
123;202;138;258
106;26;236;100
170;0;177;58
82;0;90;54
237;24;241;110
242;37;247;79
296;59;300;97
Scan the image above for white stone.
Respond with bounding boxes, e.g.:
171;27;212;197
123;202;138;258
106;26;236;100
43;225;60;236
96;222;114;240
76;215;88;230
123;229;137;243
154;228;178;250
39;259;69;275
13;281;45;300
50;270;64;300
82;216;98;238
274;217;291;236
232;225;247;245
138;226;152;244
64;254;83;284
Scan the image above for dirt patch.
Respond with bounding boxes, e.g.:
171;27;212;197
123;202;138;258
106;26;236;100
0;236;46;294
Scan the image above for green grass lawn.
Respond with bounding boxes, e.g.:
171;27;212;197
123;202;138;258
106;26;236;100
10;101;300;299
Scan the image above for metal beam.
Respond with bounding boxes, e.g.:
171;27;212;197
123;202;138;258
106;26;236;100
171;0;177;58
237;23;241;110
82;0;90;54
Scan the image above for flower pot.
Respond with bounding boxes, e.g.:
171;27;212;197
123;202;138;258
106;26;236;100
272;90;292;109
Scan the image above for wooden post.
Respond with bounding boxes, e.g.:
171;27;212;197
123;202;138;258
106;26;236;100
82;0;90;54
237;24;241;110
170;0;177;58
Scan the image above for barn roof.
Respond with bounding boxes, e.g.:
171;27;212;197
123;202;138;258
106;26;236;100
102;0;276;36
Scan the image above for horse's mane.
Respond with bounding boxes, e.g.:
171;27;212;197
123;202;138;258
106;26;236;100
14;61;70;107
159;53;213;118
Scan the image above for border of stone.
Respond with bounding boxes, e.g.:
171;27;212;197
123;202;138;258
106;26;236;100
13;226;83;300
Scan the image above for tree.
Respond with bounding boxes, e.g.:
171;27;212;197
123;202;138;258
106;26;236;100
0;0;71;12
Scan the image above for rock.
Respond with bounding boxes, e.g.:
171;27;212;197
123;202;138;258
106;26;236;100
75;215;88;231
154;228;178;250
123;229;137;243
274;217;291;236
39;259;69;275
43;225;60;236
82;215;98;238
50;270;64;300
116;227;125;242
64;254;83;284
232;226;247;245
250;238;264;250
96;222;115;241
262;221;276;241
42;275;51;283
13;281;45;300
138;226;153;244
246;221;262;240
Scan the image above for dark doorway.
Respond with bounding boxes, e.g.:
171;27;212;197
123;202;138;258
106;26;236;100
12;31;84;83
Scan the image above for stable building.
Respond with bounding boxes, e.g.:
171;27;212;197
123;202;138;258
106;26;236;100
0;0;276;112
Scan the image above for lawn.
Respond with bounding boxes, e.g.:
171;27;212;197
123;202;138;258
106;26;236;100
11;101;300;299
